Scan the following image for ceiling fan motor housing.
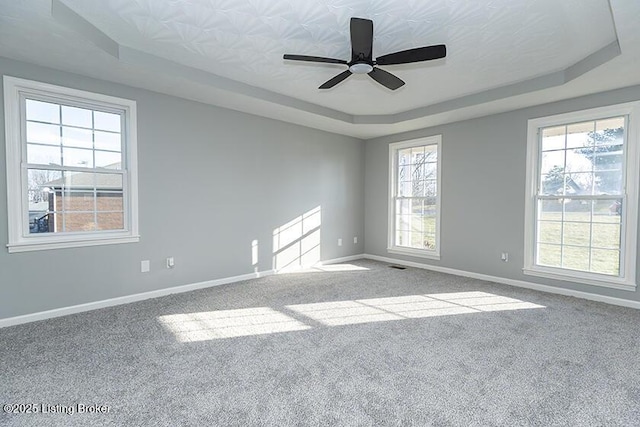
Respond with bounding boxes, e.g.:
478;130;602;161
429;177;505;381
349;62;374;74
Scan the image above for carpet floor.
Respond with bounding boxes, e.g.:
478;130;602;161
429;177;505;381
1;259;639;426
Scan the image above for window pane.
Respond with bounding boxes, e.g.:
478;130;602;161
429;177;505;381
590;249;619;275
563;199;591;222
61;105;92;128
94;131;121;152
538;221;561;244
95;173;123;191
410;201;423;234
594;118;624;145
425;180;437;197
95;150;122;168
63;171;95;191
424;161;437;179
538;199;563;221
563;221;590;246
26;122;60;145
28;169;61;194
94;111;121;132
411;180;425;197
96;192;123;211
60;212;96;232
412;162;426;182
398;181;411;197
594;170;622;194
591;223;620;249
396;214;410;232
61;191;94;212
594;152;622;172
537;243;561;268
396;199;410;217
567;149;593;173
26;99;60;124
63;147;93;168
398;148;411;165
96;212;124;231
424;214;436;235
540;173;565;196
27;169;60;234
593;199;622;221
562;246;590;271
62;126;93;149
27;144;61;166
541;126;566;151
540;151;565;175
566;121;593;149
566;172;593;195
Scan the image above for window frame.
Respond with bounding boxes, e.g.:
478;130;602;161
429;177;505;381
4;76;139;253
524;102;640;291
387;135;442;260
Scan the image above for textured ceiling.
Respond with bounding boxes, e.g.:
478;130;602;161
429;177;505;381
0;0;639;138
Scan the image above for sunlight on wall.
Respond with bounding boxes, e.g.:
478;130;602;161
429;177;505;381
273;206;321;272
158;307;310;342
251;239;259;272
286;292;545;327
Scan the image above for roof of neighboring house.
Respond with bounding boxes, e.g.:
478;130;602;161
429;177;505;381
44;163;122;191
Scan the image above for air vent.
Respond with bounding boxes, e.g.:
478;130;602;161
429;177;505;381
389;265;406;270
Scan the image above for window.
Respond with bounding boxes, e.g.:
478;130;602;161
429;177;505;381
524;103;640;290
4;76;139;252
388;136;441;259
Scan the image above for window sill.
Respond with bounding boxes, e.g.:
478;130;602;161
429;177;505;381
523;267;636;292
387;247;440;260
7;235;140;253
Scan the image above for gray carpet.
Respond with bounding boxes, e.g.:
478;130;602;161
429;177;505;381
1;259;640;426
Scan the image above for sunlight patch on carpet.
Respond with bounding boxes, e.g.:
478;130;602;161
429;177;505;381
286;292;545;326
158;307;310;342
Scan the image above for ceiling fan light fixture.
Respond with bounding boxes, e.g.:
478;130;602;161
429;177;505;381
349;63;373;74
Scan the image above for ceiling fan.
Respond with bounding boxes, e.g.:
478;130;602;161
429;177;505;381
283;17;446;91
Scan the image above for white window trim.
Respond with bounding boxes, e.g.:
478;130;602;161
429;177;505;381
4;76;139;253
523;102;640;291
387;135;442;260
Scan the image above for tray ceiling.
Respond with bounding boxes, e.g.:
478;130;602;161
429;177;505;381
0;0;639;138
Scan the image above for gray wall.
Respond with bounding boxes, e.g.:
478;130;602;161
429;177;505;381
365;84;640;302
0;57;365;319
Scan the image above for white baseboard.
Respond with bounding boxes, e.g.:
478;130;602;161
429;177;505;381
0;268;276;328
362;253;640;310
4;252;639;329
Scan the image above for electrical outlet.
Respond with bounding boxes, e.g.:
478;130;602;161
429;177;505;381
166;257;175;269
501;252;509;262
141;260;150;273
338;238;343;246
354;237;358;244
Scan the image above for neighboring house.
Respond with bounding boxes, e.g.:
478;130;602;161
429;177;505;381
545;176;583;195
33;165;124;233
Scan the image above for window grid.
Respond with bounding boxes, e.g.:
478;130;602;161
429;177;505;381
24;95;125;235
534;116;626;277
389;138;440;257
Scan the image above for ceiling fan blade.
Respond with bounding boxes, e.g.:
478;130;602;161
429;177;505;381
319;70;353;89
283;54;347;65
368;67;405;90
350;17;373;62
376;44;446;65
